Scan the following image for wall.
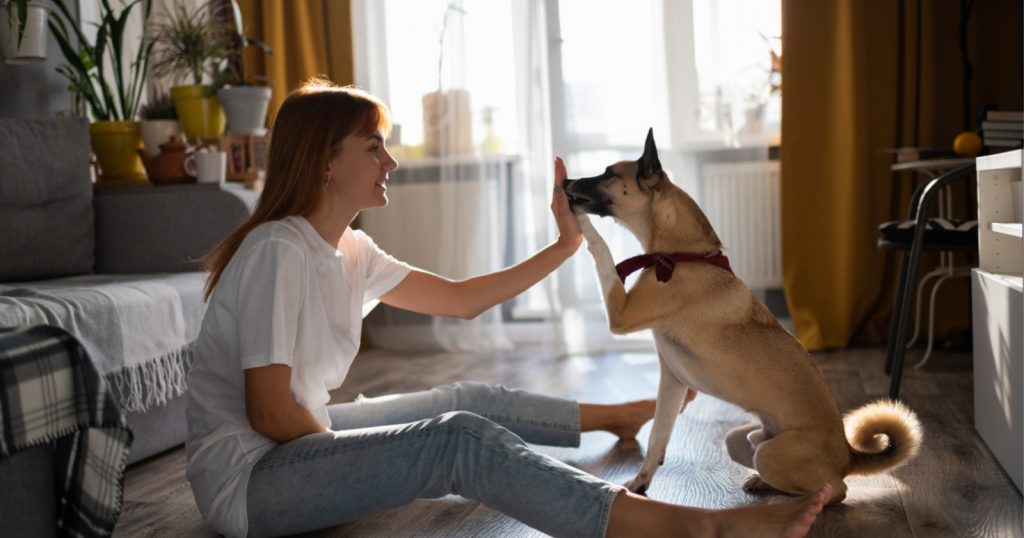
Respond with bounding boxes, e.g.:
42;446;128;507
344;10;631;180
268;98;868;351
0;0;155;120
0;2;76;119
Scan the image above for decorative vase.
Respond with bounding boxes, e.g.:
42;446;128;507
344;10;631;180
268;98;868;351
422;89;474;157
140;119;182;157
171;84;225;142
217;86;272;135
0;1;49;64
90;120;146;181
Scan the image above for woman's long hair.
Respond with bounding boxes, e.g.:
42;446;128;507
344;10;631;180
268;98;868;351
202;78;391;300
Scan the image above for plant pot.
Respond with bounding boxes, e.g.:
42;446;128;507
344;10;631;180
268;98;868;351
217;86;272;135
140;120;182;157
171;84;225;141
0;1;49;64
90;121;146;181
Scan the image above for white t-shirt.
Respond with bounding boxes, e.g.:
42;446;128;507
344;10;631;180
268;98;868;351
185;216;411;538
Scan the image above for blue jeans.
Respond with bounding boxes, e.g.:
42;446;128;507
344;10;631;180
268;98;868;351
245;382;624;538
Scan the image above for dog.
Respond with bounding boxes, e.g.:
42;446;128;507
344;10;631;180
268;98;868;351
564;128;922;503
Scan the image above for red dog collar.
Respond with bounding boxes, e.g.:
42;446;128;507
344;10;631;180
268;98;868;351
615;251;733;283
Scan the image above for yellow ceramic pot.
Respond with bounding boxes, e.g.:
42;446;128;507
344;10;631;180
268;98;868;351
171;84;226;141
90;121;146;181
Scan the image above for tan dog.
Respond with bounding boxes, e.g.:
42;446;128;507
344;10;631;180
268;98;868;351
564;128;922;503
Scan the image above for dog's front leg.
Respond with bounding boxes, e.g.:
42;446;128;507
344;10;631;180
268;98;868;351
576;214;628;321
627;359;696;495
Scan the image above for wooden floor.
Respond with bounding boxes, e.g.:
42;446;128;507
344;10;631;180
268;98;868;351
115;344;1023;537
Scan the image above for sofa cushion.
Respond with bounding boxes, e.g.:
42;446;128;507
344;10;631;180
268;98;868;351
0;117;94;281
878;218;979;247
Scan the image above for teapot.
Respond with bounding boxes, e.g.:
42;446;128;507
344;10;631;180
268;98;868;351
137;136;196;185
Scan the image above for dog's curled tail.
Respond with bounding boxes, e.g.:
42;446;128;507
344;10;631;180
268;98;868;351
844;399;923;476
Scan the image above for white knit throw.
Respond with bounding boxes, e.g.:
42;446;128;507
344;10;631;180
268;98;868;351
0;272;206;413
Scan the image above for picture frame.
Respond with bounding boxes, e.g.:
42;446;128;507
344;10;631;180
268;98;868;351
219;132;269;189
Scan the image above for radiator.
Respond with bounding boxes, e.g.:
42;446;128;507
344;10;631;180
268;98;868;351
701;160;782;289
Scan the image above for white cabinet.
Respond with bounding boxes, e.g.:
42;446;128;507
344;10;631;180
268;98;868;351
973;149;1023;491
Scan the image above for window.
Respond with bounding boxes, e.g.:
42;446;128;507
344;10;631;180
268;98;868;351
381;0;519;155
691;0;782;145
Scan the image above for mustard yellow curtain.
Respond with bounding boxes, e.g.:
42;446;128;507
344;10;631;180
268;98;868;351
781;0;1022;351
237;0;354;123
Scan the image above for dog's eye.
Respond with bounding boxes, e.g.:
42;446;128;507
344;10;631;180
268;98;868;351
622;190;627;196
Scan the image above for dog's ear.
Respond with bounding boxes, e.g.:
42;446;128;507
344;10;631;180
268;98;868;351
637;127;662;180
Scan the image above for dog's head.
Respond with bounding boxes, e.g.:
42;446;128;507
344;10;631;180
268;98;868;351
565;128;666;220
565;128;721;250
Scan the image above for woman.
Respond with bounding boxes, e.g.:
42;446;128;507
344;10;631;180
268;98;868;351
185;79;830;538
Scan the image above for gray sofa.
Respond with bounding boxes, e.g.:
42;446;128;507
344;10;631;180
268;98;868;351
0;117;255;534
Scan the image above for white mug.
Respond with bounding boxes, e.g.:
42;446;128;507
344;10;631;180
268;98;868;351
186;150;227;184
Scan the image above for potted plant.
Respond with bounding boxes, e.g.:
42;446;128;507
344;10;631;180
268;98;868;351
1;0;49;64
138;92;181;157
211;0;272;135
149;0;229;142
49;0;154;181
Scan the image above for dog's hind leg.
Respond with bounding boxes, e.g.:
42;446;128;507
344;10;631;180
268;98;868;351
725;421;763;469
626;360;694;495
749;433;849;504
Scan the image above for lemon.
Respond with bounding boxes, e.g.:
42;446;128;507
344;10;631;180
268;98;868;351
953;131;982;156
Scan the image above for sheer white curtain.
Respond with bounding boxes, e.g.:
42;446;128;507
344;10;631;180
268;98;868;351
355;0;524;352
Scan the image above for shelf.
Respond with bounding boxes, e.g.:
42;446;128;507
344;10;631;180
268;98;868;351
992;222;1023;238
977;149;1022;172
977;269;1024;292
972;150;1024;492
393;153;520;170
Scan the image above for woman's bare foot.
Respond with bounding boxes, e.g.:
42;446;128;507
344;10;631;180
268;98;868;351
713;484;832;538
579;400;658;440
606;484;831;538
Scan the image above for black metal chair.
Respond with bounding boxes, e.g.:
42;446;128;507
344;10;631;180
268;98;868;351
880;163;977;398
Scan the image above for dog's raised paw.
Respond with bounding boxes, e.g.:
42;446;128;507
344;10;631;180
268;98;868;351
742;474;775;492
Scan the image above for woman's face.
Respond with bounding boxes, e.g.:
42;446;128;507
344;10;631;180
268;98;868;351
324;129;398;210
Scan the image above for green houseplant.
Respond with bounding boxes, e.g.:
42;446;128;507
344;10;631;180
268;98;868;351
49;0;154;181
211;0;272;134
1;0;49;63
149;0;230;141
139;92;181;157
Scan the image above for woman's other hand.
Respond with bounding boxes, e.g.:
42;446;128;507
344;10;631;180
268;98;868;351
551;157;582;254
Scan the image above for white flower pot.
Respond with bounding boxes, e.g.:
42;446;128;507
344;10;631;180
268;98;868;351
140;120;183;157
217;86;272;135
0;2;49;64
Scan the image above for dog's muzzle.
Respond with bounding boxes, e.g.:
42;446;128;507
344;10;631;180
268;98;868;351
564;177;611;216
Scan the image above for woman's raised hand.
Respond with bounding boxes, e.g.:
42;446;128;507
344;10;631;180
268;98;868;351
550;157;582;254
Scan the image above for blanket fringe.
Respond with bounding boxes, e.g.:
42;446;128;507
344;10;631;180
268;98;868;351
106;342;195;414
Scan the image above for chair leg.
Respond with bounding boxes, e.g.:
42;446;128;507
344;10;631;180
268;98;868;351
889;247;927;399
912;269;972;370
906;268;944;349
884;252;913;376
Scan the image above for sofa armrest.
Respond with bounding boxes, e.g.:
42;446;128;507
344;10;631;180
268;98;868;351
94;183;255;274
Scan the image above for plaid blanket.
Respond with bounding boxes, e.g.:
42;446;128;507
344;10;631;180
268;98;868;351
0;325;133;537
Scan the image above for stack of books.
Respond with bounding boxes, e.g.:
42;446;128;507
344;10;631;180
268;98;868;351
982;110;1023;149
